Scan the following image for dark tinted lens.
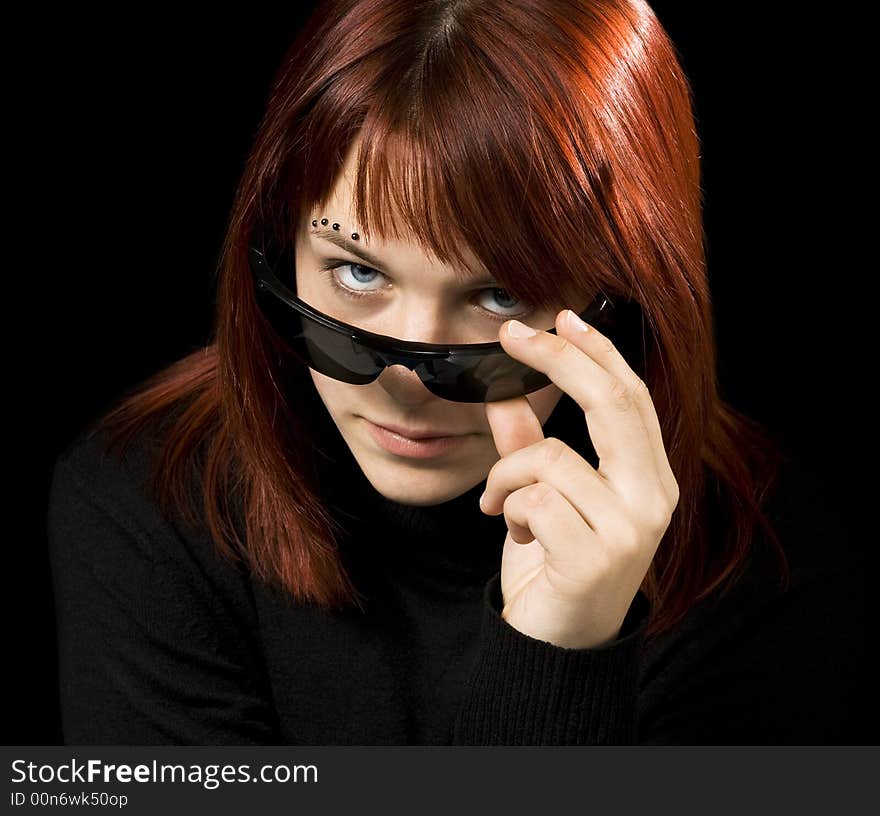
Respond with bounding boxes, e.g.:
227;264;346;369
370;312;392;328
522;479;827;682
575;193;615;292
416;350;553;402
255;285;383;384
418;293;641;403
252;235;644;402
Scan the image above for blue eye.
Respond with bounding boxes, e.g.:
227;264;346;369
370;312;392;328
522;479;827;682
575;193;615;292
326;262;385;293
318;260;533;322
478;287;522;316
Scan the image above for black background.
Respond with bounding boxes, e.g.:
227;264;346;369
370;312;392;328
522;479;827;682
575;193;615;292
10;5;866;744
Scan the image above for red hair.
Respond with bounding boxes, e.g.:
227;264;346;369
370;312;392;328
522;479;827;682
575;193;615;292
87;0;789;640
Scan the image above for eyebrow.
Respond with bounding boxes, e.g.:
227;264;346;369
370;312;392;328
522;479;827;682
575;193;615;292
312;227;499;285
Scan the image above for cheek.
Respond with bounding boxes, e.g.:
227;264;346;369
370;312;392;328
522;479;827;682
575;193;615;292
525;383;564;424
308;369;349;415
308;369;385;424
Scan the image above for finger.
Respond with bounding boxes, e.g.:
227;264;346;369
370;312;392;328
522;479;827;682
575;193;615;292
484;394;544;458
499;312;659;508
555;309;679;504
481;436;620;536
502;483;604;589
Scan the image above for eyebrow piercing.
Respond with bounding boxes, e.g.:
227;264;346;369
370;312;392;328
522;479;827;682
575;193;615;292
311;217;360;241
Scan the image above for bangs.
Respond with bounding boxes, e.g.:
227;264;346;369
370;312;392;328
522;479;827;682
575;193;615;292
292;69;613;314
352;128;490;285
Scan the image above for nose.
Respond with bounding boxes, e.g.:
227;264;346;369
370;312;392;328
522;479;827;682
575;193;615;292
376;351;425;370
374;299;504;345
375;362;438;405
382;316;463;346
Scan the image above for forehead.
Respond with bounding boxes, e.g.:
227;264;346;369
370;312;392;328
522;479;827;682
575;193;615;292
302;140;490;281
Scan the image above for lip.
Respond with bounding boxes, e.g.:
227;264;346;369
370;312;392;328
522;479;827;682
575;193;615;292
370;420;468;440
365;419;472;459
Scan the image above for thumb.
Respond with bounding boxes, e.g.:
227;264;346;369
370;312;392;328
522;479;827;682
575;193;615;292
485;395;545;458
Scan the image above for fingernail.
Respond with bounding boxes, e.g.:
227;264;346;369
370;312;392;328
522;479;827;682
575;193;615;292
567;309;590;332
507;320;537;338
479;492;488;511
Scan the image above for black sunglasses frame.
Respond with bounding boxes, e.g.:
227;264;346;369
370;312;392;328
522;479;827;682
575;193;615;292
248;233;632;402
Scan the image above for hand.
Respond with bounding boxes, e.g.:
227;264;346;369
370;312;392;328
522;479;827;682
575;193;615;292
480;309;679;649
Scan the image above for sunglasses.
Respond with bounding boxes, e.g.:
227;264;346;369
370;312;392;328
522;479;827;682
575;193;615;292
249;235;633;403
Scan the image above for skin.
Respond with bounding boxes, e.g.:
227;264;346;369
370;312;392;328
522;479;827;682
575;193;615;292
482;312;679;648
295;140;679;648
294;140;566;507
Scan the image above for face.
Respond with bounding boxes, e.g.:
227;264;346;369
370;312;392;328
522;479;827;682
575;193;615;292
294;140;566;507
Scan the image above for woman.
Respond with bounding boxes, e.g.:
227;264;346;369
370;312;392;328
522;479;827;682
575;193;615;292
47;0;864;744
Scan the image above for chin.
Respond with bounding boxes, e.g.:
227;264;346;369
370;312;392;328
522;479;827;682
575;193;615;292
344;436;490;507
357;453;483;506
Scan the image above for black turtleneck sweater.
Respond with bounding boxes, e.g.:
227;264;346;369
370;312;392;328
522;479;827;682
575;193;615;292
47;393;869;744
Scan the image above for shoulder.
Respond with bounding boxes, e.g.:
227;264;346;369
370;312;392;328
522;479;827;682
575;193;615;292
52;419;166;516
700;448;865;630
639;450;868;741
51;417;167;541
48;414;231;575
49;419;276;744
754;449;862;584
